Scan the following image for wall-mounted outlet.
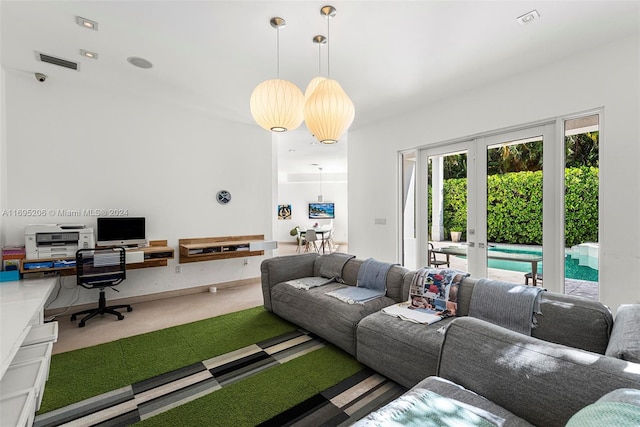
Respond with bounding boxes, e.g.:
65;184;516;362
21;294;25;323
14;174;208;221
243;258;249;265
175;265;181;274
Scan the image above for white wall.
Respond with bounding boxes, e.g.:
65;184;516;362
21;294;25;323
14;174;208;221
0;67;5;248
349;35;640;313
2;69;273;309
275;178;348;245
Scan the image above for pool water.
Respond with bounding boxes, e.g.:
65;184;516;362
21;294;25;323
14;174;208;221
486;246;598;282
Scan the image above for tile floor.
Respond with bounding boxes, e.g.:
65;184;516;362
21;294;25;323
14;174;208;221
52;242;341;354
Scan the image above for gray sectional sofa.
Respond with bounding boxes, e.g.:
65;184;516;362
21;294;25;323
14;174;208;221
260;252;640;425
357;316;640;426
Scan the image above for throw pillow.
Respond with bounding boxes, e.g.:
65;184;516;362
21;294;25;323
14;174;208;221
606;305;640;363
565;389;640;427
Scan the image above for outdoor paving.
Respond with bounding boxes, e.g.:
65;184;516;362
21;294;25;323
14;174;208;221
430;241;599;302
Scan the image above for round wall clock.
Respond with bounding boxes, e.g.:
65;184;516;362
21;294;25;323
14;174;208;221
216;190;231;205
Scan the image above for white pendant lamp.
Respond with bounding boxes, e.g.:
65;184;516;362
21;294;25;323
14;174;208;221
250;17;304;133
304;6;355;144
305;79;355;144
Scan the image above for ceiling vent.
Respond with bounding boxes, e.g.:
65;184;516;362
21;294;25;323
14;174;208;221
516;10;540;25
35;52;80;71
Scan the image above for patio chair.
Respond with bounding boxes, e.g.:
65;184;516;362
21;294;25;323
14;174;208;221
524;272;543;286
428;242;450;268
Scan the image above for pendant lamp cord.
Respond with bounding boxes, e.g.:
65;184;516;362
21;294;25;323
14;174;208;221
326;16;331;78
276;26;280;78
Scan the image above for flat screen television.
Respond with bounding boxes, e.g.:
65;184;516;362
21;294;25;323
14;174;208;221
96;217;146;247
309;202;335;219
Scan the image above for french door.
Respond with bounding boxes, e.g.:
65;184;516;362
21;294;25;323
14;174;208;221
415;123;563;291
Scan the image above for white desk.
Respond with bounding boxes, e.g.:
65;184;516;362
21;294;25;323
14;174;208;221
0;277;56;380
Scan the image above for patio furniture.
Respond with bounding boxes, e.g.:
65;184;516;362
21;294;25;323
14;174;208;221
431;246;543;286
428;243;450;268
525;272;543;286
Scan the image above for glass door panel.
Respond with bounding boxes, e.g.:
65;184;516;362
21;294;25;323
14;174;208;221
482;128;547;287
563;114;599;300
425;145;469;273
402;151;417;268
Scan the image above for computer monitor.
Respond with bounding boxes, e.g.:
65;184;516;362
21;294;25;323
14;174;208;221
96;217;146;247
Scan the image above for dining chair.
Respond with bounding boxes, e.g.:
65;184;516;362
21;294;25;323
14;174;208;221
304;229;321;253
324;228;335;253
295;227;306;253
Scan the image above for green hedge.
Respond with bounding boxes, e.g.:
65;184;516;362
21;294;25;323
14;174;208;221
440;167;598;247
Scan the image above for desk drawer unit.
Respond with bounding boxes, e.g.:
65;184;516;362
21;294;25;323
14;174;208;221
0;389;37;427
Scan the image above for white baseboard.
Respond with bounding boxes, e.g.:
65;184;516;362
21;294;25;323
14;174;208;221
45;277;260;318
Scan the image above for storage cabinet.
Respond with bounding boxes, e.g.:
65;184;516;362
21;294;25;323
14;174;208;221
0;278;58;427
179;235;275;263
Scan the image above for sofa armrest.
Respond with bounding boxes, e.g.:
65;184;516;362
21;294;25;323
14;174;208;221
437;317;640;427
260;253;319;311
606;304;640;362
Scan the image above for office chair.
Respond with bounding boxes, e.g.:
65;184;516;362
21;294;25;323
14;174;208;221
428;242;450;268
70;247;132;327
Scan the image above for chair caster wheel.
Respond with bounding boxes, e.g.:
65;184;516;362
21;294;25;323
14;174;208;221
127;307;133;312
79;322;85;328
118;315;124;320
71;315;77;321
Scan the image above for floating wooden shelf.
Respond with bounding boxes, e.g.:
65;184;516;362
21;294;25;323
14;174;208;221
179;235;268;263
19;240;174;276
127;240;174;269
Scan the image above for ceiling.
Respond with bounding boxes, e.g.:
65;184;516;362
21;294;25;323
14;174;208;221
2;1;638;175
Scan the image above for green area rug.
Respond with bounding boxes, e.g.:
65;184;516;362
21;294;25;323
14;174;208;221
40;306;298;413
136;346;363;427
36;306;376;427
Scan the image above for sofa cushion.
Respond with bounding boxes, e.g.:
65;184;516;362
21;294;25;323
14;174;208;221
316;258;408;303
413;377;534;427
565;388;640;426
261;253;318;310
356;311;455;388
438;317;640;427
456;278;613;354
271;281;396;355
352;377;521;427
606;305;640;362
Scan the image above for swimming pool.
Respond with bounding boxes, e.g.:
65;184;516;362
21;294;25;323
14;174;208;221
486;246;598;282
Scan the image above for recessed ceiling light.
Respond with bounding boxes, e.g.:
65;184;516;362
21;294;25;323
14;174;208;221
127;56;153;69
76;16;98;31
80;49;98;59
289;149;296;152
516;10;540;25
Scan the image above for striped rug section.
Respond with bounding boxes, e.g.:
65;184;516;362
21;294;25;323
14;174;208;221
258;368;407;426
34;330;325;427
